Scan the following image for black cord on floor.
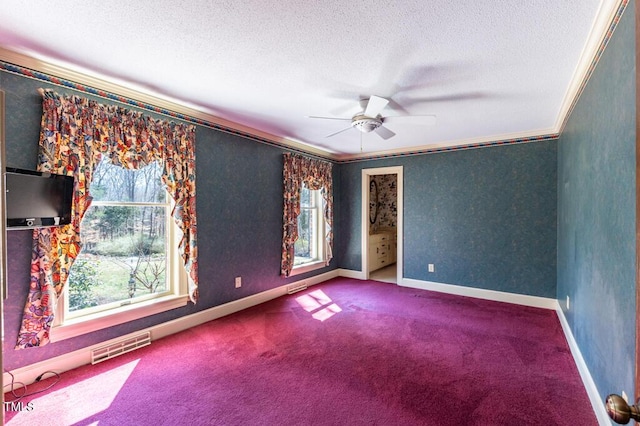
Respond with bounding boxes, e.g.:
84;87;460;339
3;369;61;402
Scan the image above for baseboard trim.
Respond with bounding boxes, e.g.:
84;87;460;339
336;268;366;280
3;269;340;389
556;307;610;425
400;278;559;310
150;269;339;342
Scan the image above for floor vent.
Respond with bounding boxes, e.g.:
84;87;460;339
287;281;308;294
91;332;151;365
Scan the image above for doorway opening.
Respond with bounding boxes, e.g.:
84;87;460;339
361;166;403;284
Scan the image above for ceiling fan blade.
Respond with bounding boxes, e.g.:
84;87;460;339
364;95;389;117
374;125;396;140
325;126;353;138
307;115;352;121
383;115;437;126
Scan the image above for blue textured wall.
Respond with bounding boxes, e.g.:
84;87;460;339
0;71;339;370
557;0;636;402
338;140;557;298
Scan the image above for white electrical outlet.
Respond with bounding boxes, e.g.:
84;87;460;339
567;295;570;310
428;264;435;273
235;277;242;288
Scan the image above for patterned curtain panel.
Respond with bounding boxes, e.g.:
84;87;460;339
16;89;198;349
280;153;333;277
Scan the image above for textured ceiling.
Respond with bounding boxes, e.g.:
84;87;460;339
0;1;623;160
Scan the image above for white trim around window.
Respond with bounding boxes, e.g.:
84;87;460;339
292;187;327;275
50;293;189;342
51;174;189;342
289;259;327;276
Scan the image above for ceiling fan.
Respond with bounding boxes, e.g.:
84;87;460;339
309;95;436;140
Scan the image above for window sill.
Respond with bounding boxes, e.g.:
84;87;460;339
51;294;189;343
290;260;327;277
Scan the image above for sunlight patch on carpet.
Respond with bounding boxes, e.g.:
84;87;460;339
296;289;342;322
7;359;139;425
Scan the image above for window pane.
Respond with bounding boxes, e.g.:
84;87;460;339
300;186;311;207
68;205;167;312
294;207;317;265
91;159;165;203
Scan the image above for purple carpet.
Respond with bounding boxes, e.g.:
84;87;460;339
5;278;598;425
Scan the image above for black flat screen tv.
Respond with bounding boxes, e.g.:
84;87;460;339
5;168;74;229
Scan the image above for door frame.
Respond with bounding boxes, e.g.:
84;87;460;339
361;166;403;283
635;0;639;401
1;90;6;424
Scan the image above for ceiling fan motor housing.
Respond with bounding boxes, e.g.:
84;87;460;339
352;114;382;133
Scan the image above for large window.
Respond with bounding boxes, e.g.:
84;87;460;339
53;158;186;339
280;152;333;277
293;186;325;272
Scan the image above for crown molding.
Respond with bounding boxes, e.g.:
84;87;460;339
0;47;336;161
0;49;562;164
334;130;559;163
555;0;628;134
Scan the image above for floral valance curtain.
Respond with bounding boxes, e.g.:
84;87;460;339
281;152;333;277
16;89;198;349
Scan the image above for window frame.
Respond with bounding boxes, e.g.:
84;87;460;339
290;187;326;276
51;164;188;343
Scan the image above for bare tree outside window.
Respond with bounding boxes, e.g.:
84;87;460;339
67;158;169;313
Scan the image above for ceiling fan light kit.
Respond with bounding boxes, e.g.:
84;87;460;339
351;114;383;133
